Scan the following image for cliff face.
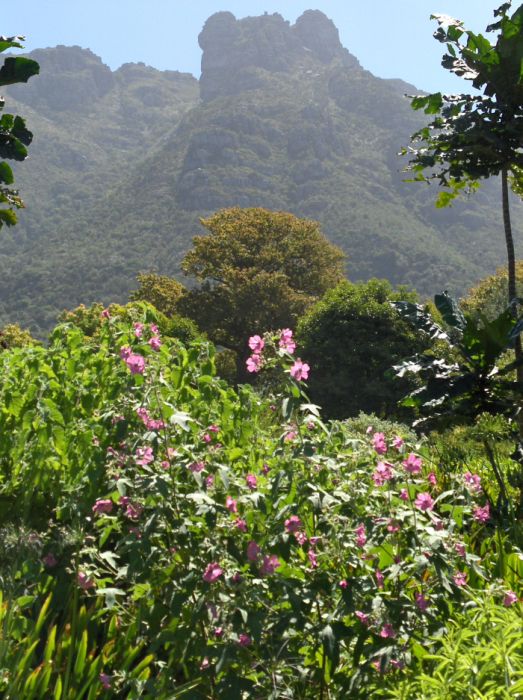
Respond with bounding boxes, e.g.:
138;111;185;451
198;10;360;102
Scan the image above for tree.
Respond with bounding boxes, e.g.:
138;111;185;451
0;36;39;228
179;207;345;379
404;2;523;429
129;272;186;318
296;279;428;419
462;262;523;321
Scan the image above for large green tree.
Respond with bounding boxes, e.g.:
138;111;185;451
404;2;523;429
0;36;39;228
180;207;345;379
297;279;427;419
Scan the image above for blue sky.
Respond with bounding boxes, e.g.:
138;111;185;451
6;1;497;92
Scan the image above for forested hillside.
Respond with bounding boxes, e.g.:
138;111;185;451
3;10;522;333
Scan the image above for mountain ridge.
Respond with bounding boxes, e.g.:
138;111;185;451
1;10;520;334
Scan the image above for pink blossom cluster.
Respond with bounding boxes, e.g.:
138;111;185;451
120;346;146;375
137;407;165;431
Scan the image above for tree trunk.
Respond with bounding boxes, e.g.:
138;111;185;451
502;166;523;438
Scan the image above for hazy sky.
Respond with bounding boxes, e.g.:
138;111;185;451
6;1;498;92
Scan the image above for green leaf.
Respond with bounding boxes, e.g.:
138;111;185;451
434;291;466;330
0;161;13;184
0;57;39;86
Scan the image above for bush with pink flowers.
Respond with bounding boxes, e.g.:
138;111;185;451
0;311;520;698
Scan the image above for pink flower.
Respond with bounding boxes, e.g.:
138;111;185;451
375;569;384;589
135;446;154;466
133;322;144;338
206;475;214;488
189;461;205;473
372;432;387;455
355;524;367;547
235;518;247;532
150;323;159;334
455;542;466;557
386;519;400;533
123;501;143;520
403;453;422;475
392;436;404;450
200;657;210;670
380;624;396;639
226;496;238;513
120;345;132;360
92;499;113;515
464;471;482;494
246;474;257;490
415;492;434;511
295;531;307;545
208;424;219;433
78;572;95;591
339;579;348;589
373;461;394;486
99;673;112;690
214;626;223;638
308;549;318;568
101;308;111;319
453;571;467;587
43;553;58;568
238;633;252;647
261;463;270;475
415;593;429;612
279;329;296;354
203;562;223;583
284;515;302;533
355;611;369;625
428;471;437;486
125;353;146;375
203;433;212;443
260;554;281;576
399;488;409;501
246;354;262;373
290;359;310;381
473;503;490;523
284;430;297;441
503;591;518;607
246;541;261;562
149;335;161;351
248;335;264;354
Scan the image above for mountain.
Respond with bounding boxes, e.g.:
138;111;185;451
2;11;521;334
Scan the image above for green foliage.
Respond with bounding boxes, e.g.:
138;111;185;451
341;412;418;444
0;36;39;228
0;311;519;697
297;279;428;419
394;292;523;430
180;207;345;377
462;261;523;321
128;272;186;318
0;323;36;349
367;595;523;698
405;4;523;190
57;301;201;345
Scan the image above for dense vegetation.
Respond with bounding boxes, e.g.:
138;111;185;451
1;3;523;699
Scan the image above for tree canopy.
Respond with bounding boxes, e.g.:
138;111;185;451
297;279;427;420
0;35;39;228
180;207;345;376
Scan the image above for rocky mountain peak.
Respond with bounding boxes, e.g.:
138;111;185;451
198;9;359;102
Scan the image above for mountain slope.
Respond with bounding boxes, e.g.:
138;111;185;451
1;11;520;334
